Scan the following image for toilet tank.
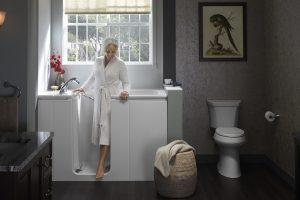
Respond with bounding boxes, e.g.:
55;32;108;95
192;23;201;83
207;100;241;128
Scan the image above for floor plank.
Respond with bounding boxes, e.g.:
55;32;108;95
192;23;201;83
52;164;295;200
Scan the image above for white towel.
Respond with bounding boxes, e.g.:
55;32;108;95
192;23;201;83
154;140;195;177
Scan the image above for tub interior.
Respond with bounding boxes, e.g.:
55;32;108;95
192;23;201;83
72;94;110;175
111;89;167;99
129;89;165;95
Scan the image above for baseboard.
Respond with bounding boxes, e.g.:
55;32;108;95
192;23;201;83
196;154;295;189
264;156;295;189
240;154;268;163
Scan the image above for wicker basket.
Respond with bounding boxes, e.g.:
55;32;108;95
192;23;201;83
154;150;197;198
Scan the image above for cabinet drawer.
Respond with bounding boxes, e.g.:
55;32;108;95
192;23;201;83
41;142;52;170
41;174;52;200
41;143;52;200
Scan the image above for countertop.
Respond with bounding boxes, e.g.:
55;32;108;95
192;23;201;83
0;132;53;172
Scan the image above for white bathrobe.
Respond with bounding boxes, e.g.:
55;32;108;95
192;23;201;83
81;56;130;145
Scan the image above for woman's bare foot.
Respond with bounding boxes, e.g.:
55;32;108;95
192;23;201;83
96;165;104;178
96;145;109;179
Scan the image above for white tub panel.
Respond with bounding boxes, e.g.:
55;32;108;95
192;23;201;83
108;101;130;181
129;100;167;180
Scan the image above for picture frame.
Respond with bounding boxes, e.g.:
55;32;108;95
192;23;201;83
198;2;247;61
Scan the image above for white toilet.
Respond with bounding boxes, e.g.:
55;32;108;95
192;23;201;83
207;99;246;178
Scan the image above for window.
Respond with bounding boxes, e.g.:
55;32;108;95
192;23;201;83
63;13;152;65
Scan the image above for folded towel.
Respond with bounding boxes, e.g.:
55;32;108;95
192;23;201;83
154;140;195;177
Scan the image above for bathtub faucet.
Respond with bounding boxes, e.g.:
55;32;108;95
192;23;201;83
59;77;80;94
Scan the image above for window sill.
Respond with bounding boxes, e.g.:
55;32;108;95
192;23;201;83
62;63;157;70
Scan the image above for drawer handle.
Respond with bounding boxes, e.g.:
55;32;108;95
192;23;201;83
42;155;52;168
46;155;52;160
42;163;49;168
44;189;52;199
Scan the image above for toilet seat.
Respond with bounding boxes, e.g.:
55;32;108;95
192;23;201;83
215;127;244;138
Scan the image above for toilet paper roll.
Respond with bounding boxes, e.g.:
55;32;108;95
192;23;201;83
265;111;276;122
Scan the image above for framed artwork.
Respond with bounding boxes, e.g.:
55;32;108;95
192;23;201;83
198;2;247;61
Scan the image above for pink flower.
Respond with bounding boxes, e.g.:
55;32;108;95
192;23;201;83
50;52;65;74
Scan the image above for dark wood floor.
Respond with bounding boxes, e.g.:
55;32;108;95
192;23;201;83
53;163;295;200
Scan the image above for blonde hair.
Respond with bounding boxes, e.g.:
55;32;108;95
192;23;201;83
102;38;118;55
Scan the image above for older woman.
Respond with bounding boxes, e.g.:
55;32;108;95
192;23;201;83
74;38;130;178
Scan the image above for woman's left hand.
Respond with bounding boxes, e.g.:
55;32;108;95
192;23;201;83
120;91;129;100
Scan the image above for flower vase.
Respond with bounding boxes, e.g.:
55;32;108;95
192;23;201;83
55;73;65;89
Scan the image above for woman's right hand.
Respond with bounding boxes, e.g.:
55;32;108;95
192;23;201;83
73;88;84;94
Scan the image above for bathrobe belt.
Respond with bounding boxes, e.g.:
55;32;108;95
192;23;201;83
96;85;112;129
98;86;111;100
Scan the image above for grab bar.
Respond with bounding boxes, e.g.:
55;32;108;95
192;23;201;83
81;92;94;100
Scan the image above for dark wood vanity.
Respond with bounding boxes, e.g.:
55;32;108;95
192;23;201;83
0;132;53;200
295;132;300;200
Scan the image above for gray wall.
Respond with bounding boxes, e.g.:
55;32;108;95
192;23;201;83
176;0;300;179
0;0;28;131
264;0;300;178
1;0;299;179
176;0;266;155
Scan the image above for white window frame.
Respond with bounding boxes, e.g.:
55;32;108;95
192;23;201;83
61;1;156;68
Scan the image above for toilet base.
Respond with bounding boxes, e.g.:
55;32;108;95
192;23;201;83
217;146;241;178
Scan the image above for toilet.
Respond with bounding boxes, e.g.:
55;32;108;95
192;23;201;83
207;99;246;178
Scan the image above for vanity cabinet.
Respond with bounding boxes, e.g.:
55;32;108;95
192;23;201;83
0;132;53;200
295;132;300;200
41;144;52;199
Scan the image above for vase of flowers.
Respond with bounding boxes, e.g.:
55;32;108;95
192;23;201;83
54;73;64;88
50;52;65;88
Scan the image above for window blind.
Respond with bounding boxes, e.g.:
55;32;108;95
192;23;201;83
64;0;151;14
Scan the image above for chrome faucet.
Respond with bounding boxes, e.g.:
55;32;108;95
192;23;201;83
59;77;80;94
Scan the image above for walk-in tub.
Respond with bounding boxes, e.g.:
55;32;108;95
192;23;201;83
38;89;167;181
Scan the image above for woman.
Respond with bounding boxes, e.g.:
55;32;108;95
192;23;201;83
74;38;130;178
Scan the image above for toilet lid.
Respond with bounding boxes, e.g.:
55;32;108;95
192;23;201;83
215;127;244;138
